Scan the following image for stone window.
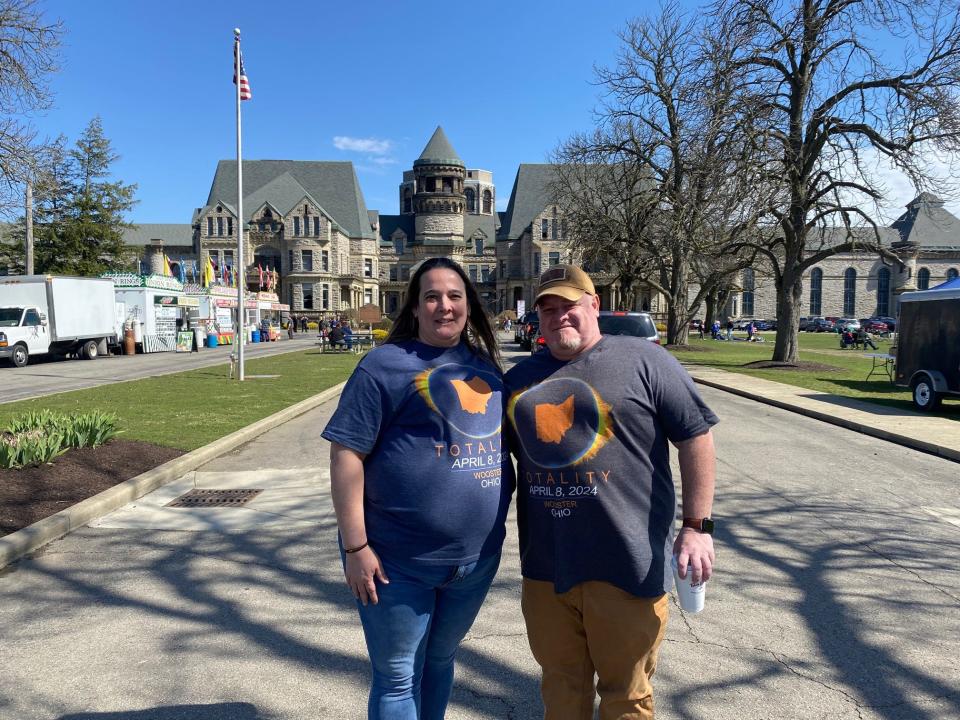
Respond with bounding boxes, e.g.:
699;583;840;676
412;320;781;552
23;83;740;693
469;265;478;282
810;268;822;315
321;250;329;272
443;177;453;193
217;217;224;236
742;268;755;316
483;189;492;214
426;177;436;192
302;250;313;272
541;220;549;239
475;238;483;256
364;258;373;277
466;188;476;213
843;268;856;316
224;250;233;268
314;216;320;236
321;284;330;309
482;266;491;282
549;251;560;266
364;288;373;305
227;218;233;236
877;267;890;316
207;217;213;236
293;217;300;236
551;220;558;240
947;268;959;280
393;234;404;254
390;265;398;281
302;283;314;310
917;267;930;290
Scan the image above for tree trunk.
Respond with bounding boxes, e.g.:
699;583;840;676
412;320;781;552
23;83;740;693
772;265;803;363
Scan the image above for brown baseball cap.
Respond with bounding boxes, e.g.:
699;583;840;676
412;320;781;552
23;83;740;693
534;264;596;305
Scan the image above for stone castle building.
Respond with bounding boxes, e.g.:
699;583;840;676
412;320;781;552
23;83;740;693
124;127;960;322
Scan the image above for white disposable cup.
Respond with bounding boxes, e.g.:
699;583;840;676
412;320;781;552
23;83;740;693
671;555;706;613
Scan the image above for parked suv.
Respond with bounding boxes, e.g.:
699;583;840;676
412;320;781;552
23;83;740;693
517;311;539;350
598;311;660;344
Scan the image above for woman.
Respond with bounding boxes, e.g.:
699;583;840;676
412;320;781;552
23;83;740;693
321;257;513;719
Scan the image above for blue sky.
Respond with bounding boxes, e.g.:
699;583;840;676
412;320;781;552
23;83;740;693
33;0;643;223
32;0;959;224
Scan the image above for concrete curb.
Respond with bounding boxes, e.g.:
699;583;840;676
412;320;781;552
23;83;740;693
0;381;346;569
691;375;960;464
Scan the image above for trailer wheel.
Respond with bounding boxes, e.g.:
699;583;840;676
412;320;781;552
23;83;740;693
80;340;99;360
911;373;941;412
11;343;28;367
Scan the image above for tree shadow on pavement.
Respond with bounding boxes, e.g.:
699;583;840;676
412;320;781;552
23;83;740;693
59;702;267;719
664;489;960;720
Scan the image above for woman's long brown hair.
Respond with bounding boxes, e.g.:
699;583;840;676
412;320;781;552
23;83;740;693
384;257;501;369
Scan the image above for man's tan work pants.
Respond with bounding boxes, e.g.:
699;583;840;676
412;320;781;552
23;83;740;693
522;579;669;720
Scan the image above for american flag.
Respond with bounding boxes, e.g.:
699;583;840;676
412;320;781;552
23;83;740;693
233;39;252;101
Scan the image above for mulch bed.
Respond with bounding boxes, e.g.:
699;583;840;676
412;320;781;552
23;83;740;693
742;360;840;372
0;439;183;537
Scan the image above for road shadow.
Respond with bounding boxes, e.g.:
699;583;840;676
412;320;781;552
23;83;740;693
59;702;267;719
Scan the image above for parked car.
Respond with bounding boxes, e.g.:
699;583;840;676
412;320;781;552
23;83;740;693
811;318;836;332
754;319;776;331
838;317;861;330
872;315;897;332
800;316;823;331
860;318;889;333
597;311;660;344
518;311;539;350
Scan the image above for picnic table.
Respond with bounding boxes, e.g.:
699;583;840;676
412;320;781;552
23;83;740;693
864;353;895;382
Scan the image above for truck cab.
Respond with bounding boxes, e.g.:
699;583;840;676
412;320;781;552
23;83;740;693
0;306;50;367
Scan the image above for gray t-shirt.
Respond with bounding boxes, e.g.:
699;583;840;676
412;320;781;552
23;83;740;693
504;335;718;597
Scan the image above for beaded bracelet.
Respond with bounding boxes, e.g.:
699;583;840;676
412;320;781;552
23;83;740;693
344;541;369;554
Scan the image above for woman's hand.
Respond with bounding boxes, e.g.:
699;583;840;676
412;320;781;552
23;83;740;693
344;545;390;606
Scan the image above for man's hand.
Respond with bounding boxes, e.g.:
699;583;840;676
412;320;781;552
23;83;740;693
673;527;715;585
344;546;390;606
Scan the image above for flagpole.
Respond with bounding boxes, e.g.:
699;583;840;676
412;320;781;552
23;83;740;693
234;28;246;381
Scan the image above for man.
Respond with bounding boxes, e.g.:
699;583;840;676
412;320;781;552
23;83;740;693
504;265;718;720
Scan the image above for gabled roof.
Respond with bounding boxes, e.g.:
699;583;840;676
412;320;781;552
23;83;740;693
414;126;463;168
123;224;194;248
498;164;558;240
464;213;498;249
891;194;960;249
202;160;375;239
377;215;415;247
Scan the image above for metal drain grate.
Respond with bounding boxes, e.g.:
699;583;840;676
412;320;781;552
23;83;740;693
166;489;263;508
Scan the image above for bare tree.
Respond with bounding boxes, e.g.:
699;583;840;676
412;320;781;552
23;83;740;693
0;0;62;214
552;2;772;344
718;0;960;362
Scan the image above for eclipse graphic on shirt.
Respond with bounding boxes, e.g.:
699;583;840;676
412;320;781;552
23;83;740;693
415;364;503;438
508;377;613;468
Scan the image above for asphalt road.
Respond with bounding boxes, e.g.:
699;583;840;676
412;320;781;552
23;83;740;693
0;344;957;719
0;334;322;404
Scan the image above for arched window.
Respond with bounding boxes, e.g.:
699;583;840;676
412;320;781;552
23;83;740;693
876;267;890;316
810;268;822;315
465;188;476;213
742;268;755;316
482;189;492;214
843;268;857;316
403;189;412;214
917;267;930;290
947;268;958;280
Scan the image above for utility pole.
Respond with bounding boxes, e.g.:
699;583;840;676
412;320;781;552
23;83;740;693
25;181;34;275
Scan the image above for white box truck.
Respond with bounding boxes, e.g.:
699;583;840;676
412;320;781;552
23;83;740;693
0;275;119;367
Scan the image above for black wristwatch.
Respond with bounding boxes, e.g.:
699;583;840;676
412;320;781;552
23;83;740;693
682;517;715;535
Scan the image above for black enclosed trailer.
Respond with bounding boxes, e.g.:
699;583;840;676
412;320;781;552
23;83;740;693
894;278;960;411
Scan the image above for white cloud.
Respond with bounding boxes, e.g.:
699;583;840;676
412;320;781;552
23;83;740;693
370;156;398;166
333;136;393;154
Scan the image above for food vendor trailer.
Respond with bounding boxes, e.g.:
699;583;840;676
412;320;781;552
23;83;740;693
108;273;196;353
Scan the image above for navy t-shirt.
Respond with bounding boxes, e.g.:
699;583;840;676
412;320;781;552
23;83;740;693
504;336;718;597
322;340;514;566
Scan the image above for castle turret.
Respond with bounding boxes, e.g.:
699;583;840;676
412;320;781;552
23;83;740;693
412;126;465;256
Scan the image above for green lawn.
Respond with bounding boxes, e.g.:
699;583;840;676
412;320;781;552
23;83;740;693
0;350;360;450
670;331;959;419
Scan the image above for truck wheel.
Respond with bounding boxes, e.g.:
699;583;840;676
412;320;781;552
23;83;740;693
911;373;941;412
11;344;28;367
81;340;99;360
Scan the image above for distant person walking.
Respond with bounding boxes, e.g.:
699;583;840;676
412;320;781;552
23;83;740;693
726;318;734;341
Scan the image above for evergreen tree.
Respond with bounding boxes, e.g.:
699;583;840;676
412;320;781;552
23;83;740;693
32;117;137;275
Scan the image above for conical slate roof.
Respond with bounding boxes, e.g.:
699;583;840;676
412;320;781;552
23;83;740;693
414;126;463;167
891;193;960;248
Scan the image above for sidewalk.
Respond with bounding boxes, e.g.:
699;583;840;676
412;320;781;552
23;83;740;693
1;358;958;718
687;365;960;463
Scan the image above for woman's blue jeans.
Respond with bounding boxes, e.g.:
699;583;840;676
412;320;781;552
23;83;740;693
347;550;501;720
